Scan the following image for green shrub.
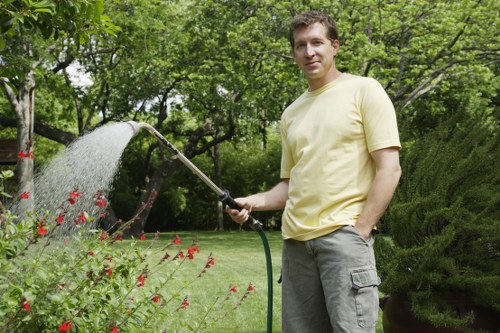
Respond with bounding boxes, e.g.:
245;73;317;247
376;119;500;330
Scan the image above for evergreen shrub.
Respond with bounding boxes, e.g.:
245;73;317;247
376;119;500;330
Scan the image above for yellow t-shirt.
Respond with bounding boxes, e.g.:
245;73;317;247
280;73;401;241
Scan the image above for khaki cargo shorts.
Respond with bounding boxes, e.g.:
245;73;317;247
282;225;380;333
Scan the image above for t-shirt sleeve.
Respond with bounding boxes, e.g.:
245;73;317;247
360;79;401;152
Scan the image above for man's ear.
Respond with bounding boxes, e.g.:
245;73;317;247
331;39;340;56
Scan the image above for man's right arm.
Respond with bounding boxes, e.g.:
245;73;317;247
226;179;289;224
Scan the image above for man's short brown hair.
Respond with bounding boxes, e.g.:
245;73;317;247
289;10;339;48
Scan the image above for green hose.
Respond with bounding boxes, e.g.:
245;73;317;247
256;227;273;333
219;191;273;333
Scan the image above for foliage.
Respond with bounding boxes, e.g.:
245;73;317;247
0;0;119;44
128;128;283;232
376;116;500;330
1;0;498;230
0;177;255;332
0;170;14;204
0;0;120;78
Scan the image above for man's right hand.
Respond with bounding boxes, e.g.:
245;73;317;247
225;197;252;224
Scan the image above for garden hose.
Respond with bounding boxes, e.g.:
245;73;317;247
127;121;273;333
220;191;273;333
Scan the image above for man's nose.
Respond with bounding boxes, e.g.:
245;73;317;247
305;45;315;57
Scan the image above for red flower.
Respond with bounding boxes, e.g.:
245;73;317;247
178;251;185;259
115;235;123;241
205;257;215;268
230;286;237;293
69;190;82;199
20;192;30;199
27;151;34;159
104;268;113;277
139;232;146;241
111;326;119;333
99;212;106;218
37;225;48;236
88;251;95;256
76;213;86;224
100;232;108;240
173;235;181;244
68;190;82;205
59;320;73;333
247;283;256;292
137;274;146;287
180;297;189;309
95;198;107;208
18;151;26;159
151;295;160;303
187;247;196;260
55;214;65;224
22;301;30;311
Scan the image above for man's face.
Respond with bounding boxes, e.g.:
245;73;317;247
292;22;339;87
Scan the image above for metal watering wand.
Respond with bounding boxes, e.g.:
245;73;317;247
126;121;273;333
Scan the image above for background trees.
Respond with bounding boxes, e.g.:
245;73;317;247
0;0;498;234
0;0;120;212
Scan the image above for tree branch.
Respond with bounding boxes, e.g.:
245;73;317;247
0;115;76;145
0;79;19;108
399;61;458;110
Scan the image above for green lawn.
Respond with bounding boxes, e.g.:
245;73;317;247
144;230;383;333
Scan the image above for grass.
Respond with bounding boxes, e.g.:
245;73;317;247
142;230;384;333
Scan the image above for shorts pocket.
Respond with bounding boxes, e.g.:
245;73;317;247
350;267;380;328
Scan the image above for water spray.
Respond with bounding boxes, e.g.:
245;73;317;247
126;121;273;333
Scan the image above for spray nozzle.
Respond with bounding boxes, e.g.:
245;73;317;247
126;120;142;137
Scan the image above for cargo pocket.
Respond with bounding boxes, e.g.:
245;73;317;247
350;267;380;329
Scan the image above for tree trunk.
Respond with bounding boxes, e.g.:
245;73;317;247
128;159;180;237
1;71;36;212
260;111;267;151
212;140;224;231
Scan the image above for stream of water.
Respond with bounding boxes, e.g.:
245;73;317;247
11;122;135;235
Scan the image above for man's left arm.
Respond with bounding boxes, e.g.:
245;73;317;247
355;147;402;240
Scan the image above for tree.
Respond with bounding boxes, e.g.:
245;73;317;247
332;0;499;136
0;0;119;210
1;0;497;233
92;0;301;235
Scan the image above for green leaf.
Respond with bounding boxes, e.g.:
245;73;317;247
9;12;24;23
31;0;55;8
93;0;104;22
1;170;14;178
37;268;47;280
34;8;54;14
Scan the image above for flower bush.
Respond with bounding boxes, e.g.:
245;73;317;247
0;173;254;332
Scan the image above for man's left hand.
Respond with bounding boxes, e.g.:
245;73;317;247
354;224;372;241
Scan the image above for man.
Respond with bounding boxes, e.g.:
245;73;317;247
227;10;401;333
